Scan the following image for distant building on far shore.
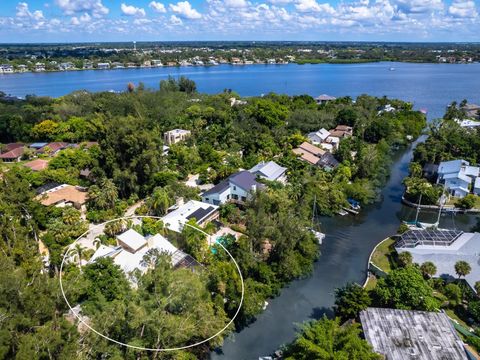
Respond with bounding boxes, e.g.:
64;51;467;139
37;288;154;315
315;94;336;104
163;129;191;145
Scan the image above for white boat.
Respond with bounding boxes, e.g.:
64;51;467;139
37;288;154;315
389;67;395;71
309;228;325;244
310;195;326;243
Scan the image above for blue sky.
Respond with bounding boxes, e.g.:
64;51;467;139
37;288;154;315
0;0;479;42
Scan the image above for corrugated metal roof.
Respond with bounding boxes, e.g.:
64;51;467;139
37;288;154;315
360;307;468;360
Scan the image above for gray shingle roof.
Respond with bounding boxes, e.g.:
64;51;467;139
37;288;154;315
229;170;260;191
360;307;468;360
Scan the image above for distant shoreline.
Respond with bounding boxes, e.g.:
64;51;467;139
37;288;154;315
1;60;478;78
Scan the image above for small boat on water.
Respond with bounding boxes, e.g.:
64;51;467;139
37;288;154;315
338;209;348;216
309;228;325;244
347;198;361;211
389;67;395;71
310;195;326;244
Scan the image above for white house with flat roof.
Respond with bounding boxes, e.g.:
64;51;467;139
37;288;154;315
88;229;192;277
163;129;191;145
395;229;480;291
437;159;479;198
161;200;219;233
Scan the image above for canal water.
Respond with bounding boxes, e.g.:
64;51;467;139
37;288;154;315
211;137;478;359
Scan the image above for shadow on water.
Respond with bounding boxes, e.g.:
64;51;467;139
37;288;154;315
310;307;335;321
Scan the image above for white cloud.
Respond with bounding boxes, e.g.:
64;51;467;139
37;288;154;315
170;14;184;24
267;0;294;4
395;0;443;14
55;0;109;17
169;1;202;19
448;0;477;18
133;18;153;25
295;0;336;13
121;3;146;16
149;1;167;13
224;0;248;7
16;2;44;20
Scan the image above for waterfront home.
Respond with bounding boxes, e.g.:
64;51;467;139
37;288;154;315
201;170;263;205
88;229;196;276
315;94;336;104
17;64;28;72
58;62;75;71
0;64;14;74
437;159;479;198
112;62;124;69
307;128;330;145
360;307;468;360
249;161;287;183
83;61;93;70
151;60;163;67
34;63;46;72
0;146;24;162
329;125;353;138
395;229;480;292
162;200;219;233
96;62;110;70
36;184;88;210
24;159;49;172
163;129;191;145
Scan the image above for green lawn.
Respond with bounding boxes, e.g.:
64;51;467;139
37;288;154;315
364;275;378;291
446;195;480;209
370;238;396;273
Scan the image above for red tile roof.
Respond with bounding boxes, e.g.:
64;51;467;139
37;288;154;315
24;159;49;171
0;146;24;159
3;143;24;152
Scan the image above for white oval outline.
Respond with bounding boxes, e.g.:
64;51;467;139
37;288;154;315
59;215;245;352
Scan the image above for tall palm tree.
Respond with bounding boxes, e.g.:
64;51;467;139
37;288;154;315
420;261;437;278
101;178;119;208
149;187;171;216
70;244;85;268
455;260;471;279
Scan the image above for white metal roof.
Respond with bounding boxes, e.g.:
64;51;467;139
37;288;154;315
249;161;287;182
116;229;147;252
